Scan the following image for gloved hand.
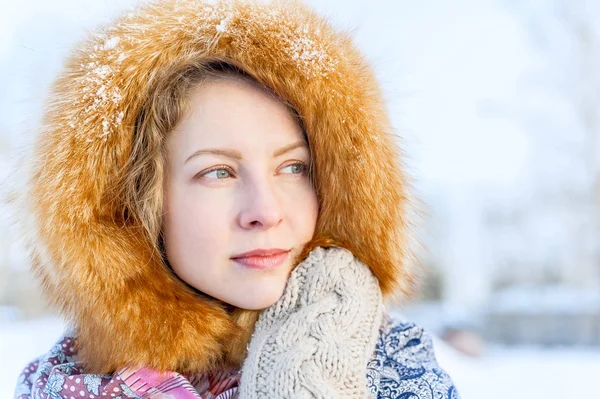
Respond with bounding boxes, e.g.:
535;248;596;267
237;246;384;399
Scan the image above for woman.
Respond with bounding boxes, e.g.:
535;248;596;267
13;0;460;397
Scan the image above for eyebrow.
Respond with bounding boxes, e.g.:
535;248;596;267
184;140;308;164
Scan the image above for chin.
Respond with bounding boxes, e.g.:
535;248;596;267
234;285;286;310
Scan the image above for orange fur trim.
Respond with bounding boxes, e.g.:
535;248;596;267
23;0;415;374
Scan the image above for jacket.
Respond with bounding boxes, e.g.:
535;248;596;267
12;0;459;397
15;316;458;398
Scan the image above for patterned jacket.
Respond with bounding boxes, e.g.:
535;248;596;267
15;313;459;399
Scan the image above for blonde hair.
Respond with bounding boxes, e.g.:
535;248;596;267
109;58;310;267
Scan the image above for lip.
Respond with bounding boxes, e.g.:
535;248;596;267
231;248;291;270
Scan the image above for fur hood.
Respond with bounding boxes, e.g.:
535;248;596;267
16;0;415;375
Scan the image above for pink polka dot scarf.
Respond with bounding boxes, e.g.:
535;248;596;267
14;334;240;399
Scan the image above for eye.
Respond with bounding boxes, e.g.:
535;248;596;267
200;167;233;180
280;162;307;175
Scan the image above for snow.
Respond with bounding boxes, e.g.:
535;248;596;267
434;340;600;398
282;25;338;78
102;36;120;50
1;316;598;398
215;17;230;33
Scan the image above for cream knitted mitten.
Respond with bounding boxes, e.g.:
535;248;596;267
237;246;384;399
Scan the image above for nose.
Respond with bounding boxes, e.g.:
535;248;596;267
238;178;284;230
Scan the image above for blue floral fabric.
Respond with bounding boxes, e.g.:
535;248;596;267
367;314;461;399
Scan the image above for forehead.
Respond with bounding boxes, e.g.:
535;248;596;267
168;78;305;151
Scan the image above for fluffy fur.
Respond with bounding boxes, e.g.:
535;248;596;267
17;0;415;375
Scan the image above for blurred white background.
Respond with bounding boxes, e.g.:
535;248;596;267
1;0;599;398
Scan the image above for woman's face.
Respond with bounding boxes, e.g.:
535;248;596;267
162;77;319;310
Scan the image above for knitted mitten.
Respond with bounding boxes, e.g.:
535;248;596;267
237;246;384;399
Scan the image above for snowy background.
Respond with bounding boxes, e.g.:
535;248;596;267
1;0;600;397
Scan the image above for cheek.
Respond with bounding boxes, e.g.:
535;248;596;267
163;186;231;254
283;182;319;238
